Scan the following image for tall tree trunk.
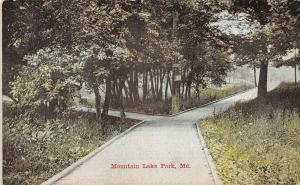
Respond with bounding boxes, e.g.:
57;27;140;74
168;70;172;93
150;69;156;100
257;61;269;98
111;76;118;108
185;81;191;100
102;76;111;116
143;69;148;102
128;72;134;105
133;71;140;104
155;69;159;97
171;70;175;95
253;65;257;87
295;64;297;85
188;84;191;101
181;69;186;100
181;82;185;100
171;11;179;113
118;79;126;119
158;69;165;101
185;68;193;101
195;80;200;102
93;84;101;120
124;82;129;105
165;70;170;101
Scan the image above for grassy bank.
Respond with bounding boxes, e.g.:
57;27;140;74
3;107;137;185
126;83;253;115
199;83;300;185
181;83;253;111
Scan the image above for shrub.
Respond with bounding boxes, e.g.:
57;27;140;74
10;48;81;117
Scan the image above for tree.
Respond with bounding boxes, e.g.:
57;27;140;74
228;0;300;98
6;0;237;117
274;48;300;85
11;48;81;118
2;0;50;97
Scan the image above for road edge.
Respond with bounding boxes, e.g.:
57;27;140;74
41;120;145;185
195;123;223;185
170;87;256;117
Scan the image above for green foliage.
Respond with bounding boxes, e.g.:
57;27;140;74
3;111;136;185
199;83;300;185
181;83;253;111
202;84;251;99
11;48;81;114
121;83;252;115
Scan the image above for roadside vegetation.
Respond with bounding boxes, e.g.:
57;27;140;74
118;83;253;115
3;103;137;185
199;83;300;185
180;84;253;112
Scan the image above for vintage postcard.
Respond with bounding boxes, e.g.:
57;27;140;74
2;0;300;185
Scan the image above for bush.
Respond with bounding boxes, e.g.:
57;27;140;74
10;47;81;117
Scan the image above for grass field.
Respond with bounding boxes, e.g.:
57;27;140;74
3;107;137;185
199;83;300;185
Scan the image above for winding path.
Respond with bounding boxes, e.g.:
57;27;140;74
43;82;280;185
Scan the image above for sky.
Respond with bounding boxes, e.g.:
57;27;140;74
209;10;262;38
210;10;299;61
210;10;299;84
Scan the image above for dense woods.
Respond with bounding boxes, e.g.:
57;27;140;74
3;0;300;118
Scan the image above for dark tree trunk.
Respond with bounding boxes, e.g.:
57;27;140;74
128;72;134;105
158;69;165;101
253;66;257;87
119;79;126;119
195;83;200;102
133;71;140;104
257;61;268;98
165;70;170;101
168;71;172;94
155;69;159;97
142;69;148;102
188;84;191;100
111;76;118;108
102;76;111;116
181;69;186;100
171;70;175;95
185;68;193;101
185;82;191;100
124;84;129;105
93;84;101;120
150;69;156;100
295;64;297;85
195;75;200;102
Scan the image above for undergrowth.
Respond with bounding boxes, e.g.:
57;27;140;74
199;83;300;185
125;83;253;115
3;109;136;185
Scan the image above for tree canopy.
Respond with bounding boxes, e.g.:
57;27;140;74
3;0;299;117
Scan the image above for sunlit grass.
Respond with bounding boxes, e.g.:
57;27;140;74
199;83;300;185
181;83;253;111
